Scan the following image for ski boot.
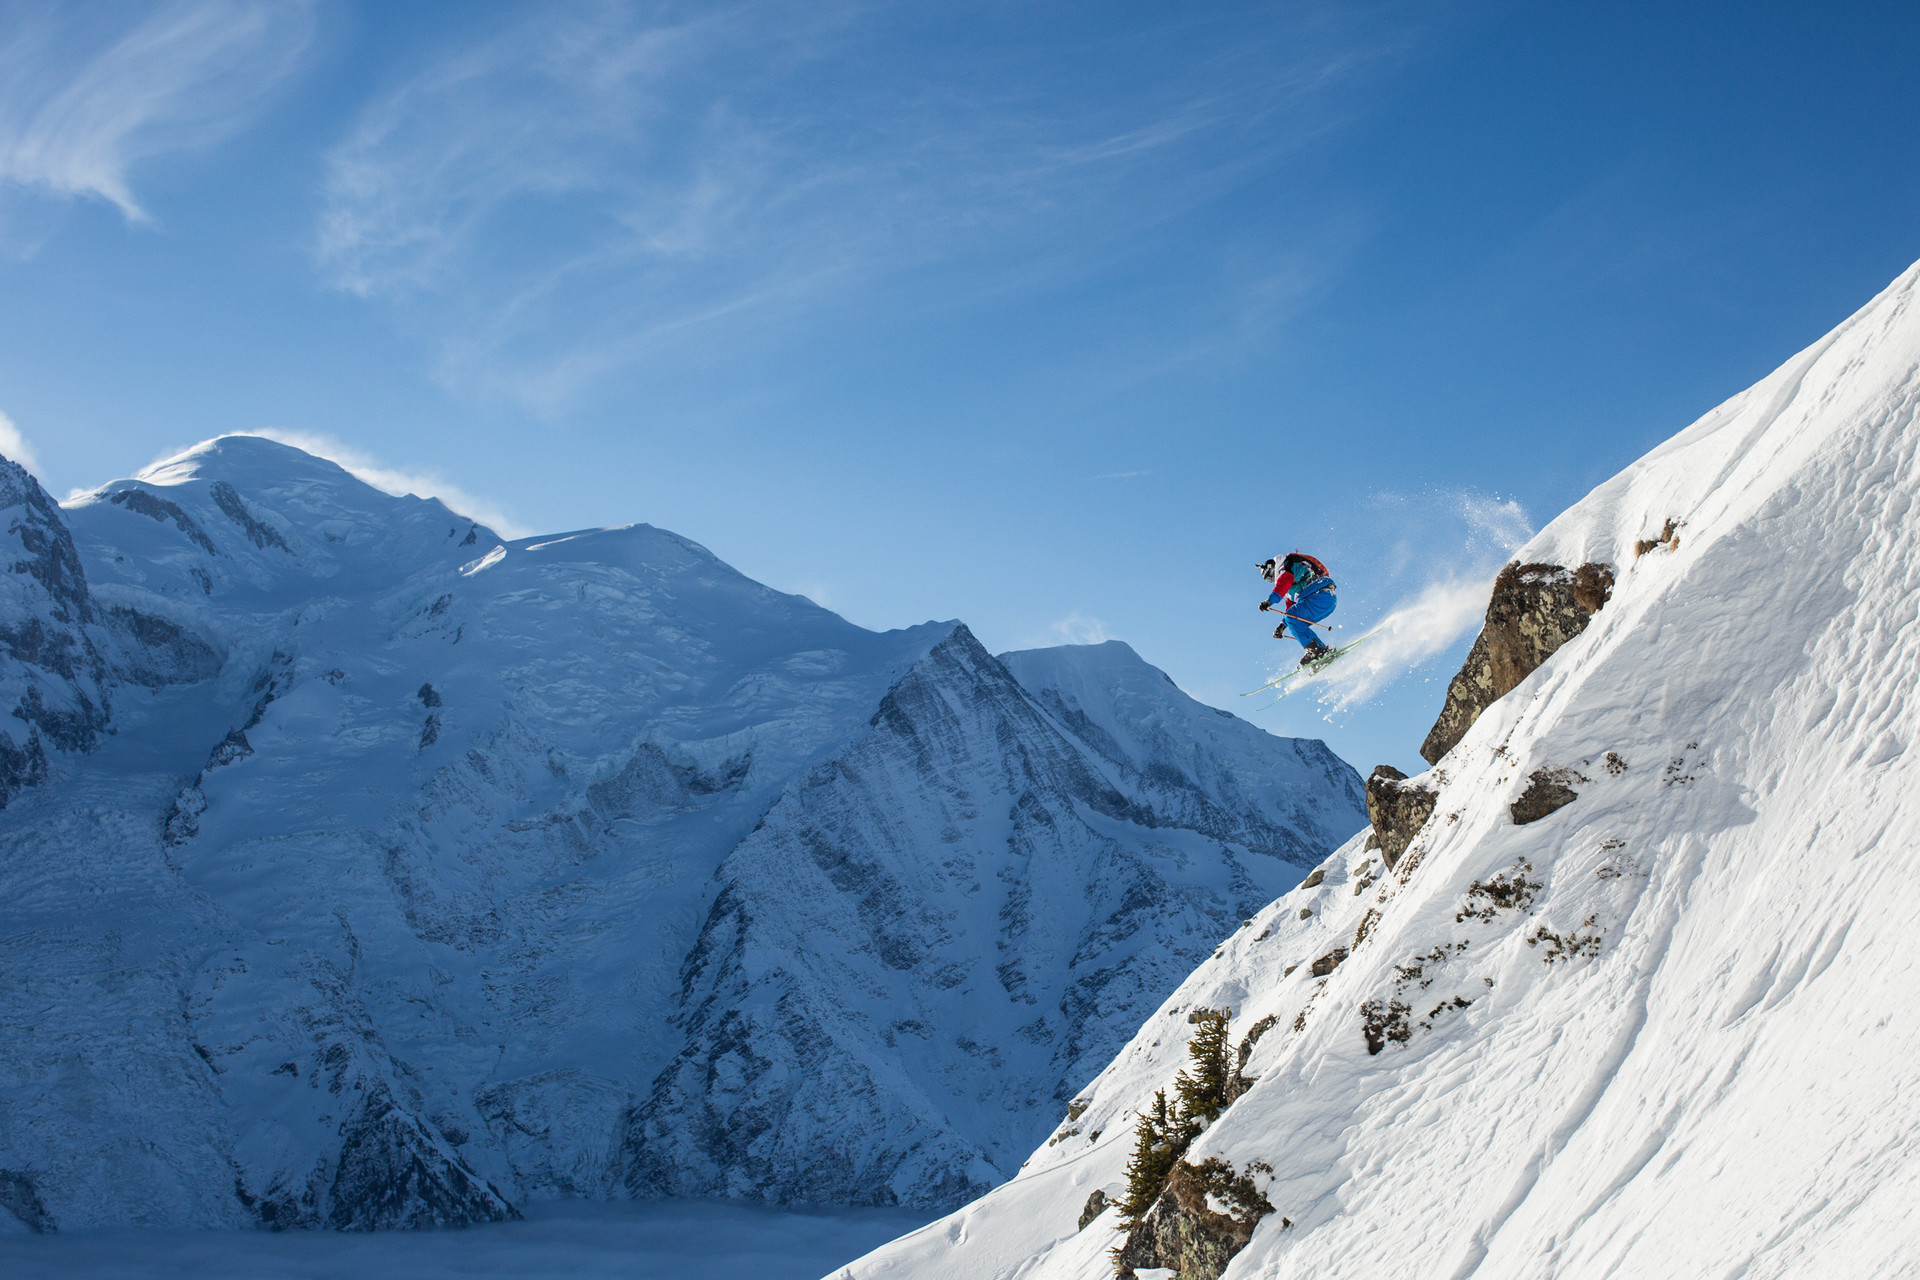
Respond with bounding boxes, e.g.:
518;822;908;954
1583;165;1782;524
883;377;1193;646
1298;640;1330;667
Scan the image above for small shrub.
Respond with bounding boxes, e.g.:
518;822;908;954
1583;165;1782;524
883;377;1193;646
1361;999;1412;1054
1456;861;1540;922
1185;1157;1274;1220
1528;915;1603;964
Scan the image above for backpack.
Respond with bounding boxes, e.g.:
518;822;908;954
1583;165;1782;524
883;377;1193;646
1284;551;1329;584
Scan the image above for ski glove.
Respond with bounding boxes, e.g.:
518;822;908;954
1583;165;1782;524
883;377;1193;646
1258;601;1272;612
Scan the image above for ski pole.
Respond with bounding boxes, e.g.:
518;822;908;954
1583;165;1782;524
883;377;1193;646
1267;608;1335;630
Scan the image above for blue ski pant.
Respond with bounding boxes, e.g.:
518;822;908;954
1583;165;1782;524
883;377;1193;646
1280;583;1335;647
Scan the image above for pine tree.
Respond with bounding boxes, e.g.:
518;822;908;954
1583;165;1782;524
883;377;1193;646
1116;1010;1241;1229
1117;1089;1185;1224
1173;1008;1233;1125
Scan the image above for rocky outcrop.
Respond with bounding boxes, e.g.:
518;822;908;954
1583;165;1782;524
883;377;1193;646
1420;561;1614;764
209;480;293;553
323;1089;519;1231
0;459;221;808
1365;765;1437;870
1078;1187;1109;1229
1511;768;1581;825
108;487;220;555
0;1169;55;1232
1114;1157;1274;1280
0;456;111;800
1308;947;1348;977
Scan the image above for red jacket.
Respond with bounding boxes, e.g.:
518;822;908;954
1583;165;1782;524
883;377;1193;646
1266;553;1330;604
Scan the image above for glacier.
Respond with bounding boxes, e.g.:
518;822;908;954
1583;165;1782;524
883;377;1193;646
840;259;1920;1278
0;436;1365;1232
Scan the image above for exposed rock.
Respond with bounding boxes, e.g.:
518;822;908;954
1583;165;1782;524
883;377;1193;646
1233;1015;1278;1079
1300;867;1325;889
0;1168;55;1232
1078;1187;1108;1230
108;487;220;555
1365;766;1437;871
1511;769;1582;825
1113;1156;1273;1280
0;456;111;793
1420;561;1615;764
0;459;92;626
324;1088;518;1231
1308;947;1348;978
0;729;47;808
104;605;222;687
209;481;293;553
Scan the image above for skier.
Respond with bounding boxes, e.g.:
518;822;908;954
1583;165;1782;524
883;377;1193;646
1258;552;1335;666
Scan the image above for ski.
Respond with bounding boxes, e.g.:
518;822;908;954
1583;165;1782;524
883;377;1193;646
1246;633;1376;708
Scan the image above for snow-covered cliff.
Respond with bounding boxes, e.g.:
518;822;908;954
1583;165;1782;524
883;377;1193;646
842;260;1920;1279
0;437;1365;1232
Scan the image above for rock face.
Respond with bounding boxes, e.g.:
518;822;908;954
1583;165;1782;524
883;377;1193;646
1113;1158;1273;1280
1364;765;1437;870
323;1090;518;1231
0;456;111;800
0;436;1368;1231
1419;561;1614;764
623;629;1359;1208
0;1169;55;1233
0;456;221;807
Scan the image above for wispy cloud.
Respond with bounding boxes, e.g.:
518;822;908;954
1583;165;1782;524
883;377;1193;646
0;410;40;474
0;1;313;238
228;428;531;538
315;1;1422;411
1044;612;1115;646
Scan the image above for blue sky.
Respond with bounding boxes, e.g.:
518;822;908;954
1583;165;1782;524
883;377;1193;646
3;0;1919;774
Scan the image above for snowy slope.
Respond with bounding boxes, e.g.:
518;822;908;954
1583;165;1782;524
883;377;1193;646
0;438;1365;1231
841;260;1920;1279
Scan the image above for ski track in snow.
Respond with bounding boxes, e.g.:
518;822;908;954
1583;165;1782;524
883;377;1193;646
841;260;1920;1279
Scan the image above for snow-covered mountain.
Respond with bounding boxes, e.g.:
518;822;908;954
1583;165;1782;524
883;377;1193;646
0;436;1365;1233
842;260;1920;1280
